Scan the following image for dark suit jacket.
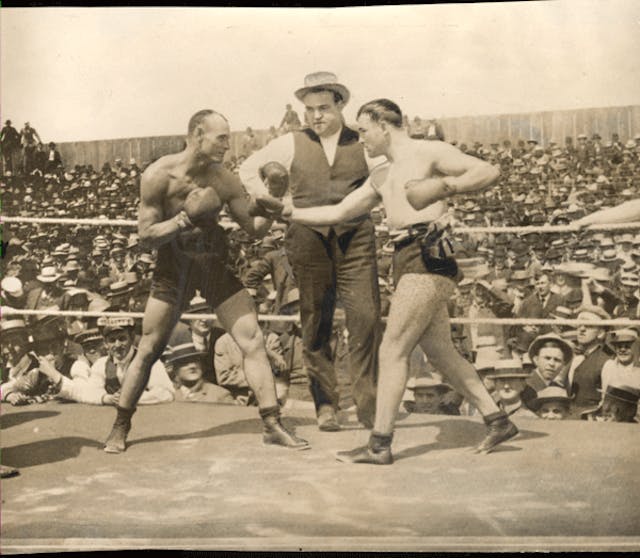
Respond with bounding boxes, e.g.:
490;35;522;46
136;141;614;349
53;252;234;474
512;292;564;351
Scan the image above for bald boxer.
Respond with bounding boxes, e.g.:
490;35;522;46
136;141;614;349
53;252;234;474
104;109;309;453
283;99;517;464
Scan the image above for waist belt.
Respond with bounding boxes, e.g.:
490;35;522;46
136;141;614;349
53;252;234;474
391;222;455;258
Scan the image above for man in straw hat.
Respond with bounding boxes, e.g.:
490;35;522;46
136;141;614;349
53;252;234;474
486;360;538;419
102;109;309;453
239;71;381;432
281;98;518;464
601;327;640;395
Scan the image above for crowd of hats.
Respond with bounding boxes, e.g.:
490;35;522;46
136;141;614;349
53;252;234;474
2;130;640;417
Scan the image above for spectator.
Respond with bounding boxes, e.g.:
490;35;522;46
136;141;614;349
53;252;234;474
1;319;43;404
279;103;301;132
521;333;573;409
38;316;174;406
600;328;640;395
240;126;258;158
529;386;572;420
581;383;639;423
511;271;563;358
25;266;64;309
1;119;21;174
168;295;222;384
486;360;538;418
20;121;42;174
404;377;461;415
44;142;63;173
168;342;237;404
560;305;613;417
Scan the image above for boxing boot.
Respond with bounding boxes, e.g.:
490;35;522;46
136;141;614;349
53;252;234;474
474;411;519;454
335;432;394;465
260;406;310;450
104;406;136;454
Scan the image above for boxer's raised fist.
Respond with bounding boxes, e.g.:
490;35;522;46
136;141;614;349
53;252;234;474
183;187;221;227
259;161;289;198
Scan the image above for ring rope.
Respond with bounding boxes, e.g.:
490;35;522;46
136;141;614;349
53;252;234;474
3;214;640;234
4;307;640;328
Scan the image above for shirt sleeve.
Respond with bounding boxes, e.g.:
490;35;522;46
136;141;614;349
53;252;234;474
57;358;107;405
238;133;295;197
138;360;175;404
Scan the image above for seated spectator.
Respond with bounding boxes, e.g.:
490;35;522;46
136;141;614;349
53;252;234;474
168;342;237;404
68;328;107;381
25;265;64;309
38;316;174;405
581;383;639;423
1;319;46;406
529;385;572;420
486;360;538;418
168;295;222;384
601;328;640;395
404;376;461;415
522;333;573;409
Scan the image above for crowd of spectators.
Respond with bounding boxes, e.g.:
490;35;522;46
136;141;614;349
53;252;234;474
2;115;640;424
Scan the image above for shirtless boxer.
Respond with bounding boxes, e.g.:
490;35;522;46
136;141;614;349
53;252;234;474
103;109;309;453
281;99;518;464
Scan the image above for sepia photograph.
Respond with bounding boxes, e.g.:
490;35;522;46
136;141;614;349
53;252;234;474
1;2;640;553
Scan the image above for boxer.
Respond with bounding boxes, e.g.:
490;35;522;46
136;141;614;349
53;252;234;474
103;109;309;453
281;99;517;464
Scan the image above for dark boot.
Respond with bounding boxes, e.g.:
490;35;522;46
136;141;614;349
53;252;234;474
104;406;136;454
475;411;519;454
317;404;341;432
336;431;393;465
260;406;310;450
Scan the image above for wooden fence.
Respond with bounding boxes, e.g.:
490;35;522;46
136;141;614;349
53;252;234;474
56;105;640;169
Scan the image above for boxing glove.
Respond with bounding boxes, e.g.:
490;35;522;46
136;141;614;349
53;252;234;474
248;195;285;218
183;187;221;227
259;161;289;198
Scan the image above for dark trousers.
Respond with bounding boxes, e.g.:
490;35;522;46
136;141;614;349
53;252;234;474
285;219;381;424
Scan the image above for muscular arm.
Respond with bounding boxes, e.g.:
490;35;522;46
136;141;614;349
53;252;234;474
225;171;273;237
405;142;500;210
288;182;381;226
138;166;185;249
575;200;640;226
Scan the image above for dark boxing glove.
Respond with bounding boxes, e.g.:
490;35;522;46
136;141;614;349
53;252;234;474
182;187;221;228
259;161;289;198
248;195;285;218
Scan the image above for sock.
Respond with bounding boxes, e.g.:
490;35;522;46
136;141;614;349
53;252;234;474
483;410;508;425
259;405;280;421
369;431;393;451
115;405;136;424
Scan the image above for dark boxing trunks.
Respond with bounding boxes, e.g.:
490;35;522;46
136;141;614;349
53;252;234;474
392;223;461;285
150;224;243;310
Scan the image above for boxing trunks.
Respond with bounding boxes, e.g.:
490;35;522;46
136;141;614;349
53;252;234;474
391;222;462;285
151;223;243;309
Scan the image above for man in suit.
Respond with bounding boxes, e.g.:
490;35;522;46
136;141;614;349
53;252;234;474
239;72;381;431
511;271;564;358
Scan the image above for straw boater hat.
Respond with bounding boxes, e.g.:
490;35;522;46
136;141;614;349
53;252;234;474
294;71;350;104
408;376;453;393
486;359;530;380
528;385;571;411
166;342;205;367
37;266;62;283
